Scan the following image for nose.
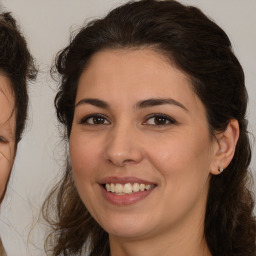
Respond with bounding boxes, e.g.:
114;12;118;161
103;124;143;167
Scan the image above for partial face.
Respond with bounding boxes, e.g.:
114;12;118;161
70;49;218;241
0;75;16;202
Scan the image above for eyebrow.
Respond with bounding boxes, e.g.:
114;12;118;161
136;98;188;111
75;98;110;108
75;98;188;112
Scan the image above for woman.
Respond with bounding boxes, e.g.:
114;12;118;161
0;12;36;255
43;0;256;255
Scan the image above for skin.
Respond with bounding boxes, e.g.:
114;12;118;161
0;75;16;203
69;49;239;256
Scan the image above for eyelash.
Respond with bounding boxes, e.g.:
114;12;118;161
143;113;176;126
79;114;110;125
0;136;8;143
79;113;176;127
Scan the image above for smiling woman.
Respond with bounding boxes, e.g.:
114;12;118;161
70;49;222;241
0;12;36;255
43;1;255;256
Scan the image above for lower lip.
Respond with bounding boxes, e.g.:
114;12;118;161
100;185;155;206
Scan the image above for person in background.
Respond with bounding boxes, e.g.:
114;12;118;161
0;12;36;255
43;0;256;255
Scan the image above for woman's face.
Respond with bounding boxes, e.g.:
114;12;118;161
0;75;16;202
70;49;219;241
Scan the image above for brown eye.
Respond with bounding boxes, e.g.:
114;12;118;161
92;116;106;124
144;114;176;126
80;114;110;125
153;117;168;125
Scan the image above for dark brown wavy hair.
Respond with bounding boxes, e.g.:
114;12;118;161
43;1;256;255
0;10;37;254
0;12;37;143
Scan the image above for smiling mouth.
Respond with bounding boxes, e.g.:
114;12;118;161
104;183;155;195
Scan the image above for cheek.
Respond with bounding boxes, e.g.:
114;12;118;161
69;131;106;218
69;131;102;181
0;148;15;201
147;130;212;185
147;132;212;218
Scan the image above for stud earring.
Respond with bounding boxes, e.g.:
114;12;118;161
218;167;224;173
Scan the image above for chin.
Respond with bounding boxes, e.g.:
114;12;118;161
98;213;156;240
108;227;151;240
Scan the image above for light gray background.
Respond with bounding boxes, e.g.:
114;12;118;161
0;1;255;255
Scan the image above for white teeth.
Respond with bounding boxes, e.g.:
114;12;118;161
133;183;140;192
110;183;115;193
105;183;154;194
139;184;145;191
115;184;123;193
145;185;151;190
124;183;133;193
106;183;111;192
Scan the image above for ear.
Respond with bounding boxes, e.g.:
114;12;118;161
210;119;239;175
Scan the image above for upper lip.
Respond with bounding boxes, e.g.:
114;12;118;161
99;176;156;185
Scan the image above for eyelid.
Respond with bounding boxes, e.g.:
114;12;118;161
143;113;176;126
79;113;111;125
0;136;8;143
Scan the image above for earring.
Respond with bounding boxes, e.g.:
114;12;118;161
218;167;224;173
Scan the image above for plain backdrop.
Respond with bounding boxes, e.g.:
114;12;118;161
0;0;255;255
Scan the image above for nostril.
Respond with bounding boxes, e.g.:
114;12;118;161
107;158;137;166
123;159;134;164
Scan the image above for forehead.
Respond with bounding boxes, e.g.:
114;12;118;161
78;48;192;95
77;48;205;114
